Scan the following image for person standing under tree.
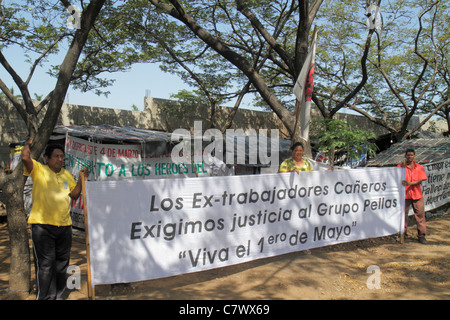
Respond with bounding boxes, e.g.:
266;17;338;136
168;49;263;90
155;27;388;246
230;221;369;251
22;139;88;299
398;148;428;244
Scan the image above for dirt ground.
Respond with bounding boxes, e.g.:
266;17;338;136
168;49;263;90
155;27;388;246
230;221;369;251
1;205;449;300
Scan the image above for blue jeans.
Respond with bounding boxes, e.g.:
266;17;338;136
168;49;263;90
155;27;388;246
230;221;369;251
31;224;72;300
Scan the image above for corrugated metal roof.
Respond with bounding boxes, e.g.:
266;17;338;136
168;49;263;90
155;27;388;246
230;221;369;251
53;124;172;143
366;137;450;167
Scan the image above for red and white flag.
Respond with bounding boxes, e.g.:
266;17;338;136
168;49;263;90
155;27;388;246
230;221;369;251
293;29;317;140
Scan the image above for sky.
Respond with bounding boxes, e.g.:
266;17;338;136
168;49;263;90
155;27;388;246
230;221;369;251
64;62;192;111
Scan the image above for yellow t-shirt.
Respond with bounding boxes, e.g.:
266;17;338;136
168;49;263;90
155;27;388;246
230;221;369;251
279;157;313;173
24;159;76;226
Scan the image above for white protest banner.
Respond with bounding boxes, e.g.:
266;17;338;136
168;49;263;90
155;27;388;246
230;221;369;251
85;167;405;285
422;159;450;211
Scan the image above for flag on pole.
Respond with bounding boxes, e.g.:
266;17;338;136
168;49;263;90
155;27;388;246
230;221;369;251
293;28;317;141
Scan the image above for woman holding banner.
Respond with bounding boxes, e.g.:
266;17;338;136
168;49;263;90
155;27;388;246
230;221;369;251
279;142;313;174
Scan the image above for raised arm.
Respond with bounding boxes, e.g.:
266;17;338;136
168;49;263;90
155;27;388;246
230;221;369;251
69;167;89;200
21;139;34;173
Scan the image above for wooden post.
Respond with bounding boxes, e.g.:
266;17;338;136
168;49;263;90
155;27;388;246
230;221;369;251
291;99;302;148
81;174;95;299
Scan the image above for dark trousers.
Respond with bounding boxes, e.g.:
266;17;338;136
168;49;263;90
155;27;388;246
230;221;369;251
404;198;427;238
31;224;72;300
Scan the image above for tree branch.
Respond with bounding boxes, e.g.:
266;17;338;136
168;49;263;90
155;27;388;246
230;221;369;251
235;0;295;75
149;0;295;133
0;50;36;116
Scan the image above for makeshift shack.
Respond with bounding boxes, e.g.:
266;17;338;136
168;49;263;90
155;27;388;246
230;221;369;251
366;136;450;214
366;137;450;167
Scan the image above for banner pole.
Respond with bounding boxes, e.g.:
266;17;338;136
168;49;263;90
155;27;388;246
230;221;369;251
291;25;317;148
291;99;302;148
81;174;95;299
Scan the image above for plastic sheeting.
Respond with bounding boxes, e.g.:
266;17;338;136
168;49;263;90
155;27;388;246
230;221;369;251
366;137;450;167
52;124;291;167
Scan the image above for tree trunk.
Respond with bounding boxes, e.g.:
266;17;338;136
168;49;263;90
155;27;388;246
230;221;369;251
4;173;30;298
1;0;106;297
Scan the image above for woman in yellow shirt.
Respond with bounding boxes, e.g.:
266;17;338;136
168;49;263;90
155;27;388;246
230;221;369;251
279;142;313;174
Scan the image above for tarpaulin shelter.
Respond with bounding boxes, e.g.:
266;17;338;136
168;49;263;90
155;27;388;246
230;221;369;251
52;124;172;157
365;136;450;215
51;124;292;173
366;137;450;167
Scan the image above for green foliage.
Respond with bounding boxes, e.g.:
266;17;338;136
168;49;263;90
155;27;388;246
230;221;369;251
312;118;378;166
165;89;210;120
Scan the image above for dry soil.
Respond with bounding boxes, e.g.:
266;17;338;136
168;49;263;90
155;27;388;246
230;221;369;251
0;206;449;300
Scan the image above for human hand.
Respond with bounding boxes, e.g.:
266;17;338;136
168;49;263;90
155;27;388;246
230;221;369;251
79;167;89;179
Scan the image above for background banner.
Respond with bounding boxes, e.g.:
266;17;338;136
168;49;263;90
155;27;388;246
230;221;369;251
421;159;450;212
64;135;211;181
85;167;405;285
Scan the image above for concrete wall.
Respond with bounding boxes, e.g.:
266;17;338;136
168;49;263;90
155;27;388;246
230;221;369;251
0;95;415;168
0;98;29;168
144;97;397;136
144;97;290;136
